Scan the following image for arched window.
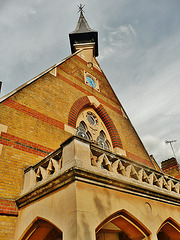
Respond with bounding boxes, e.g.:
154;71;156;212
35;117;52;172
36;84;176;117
76;108;112;150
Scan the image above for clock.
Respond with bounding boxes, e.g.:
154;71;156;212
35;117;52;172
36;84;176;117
86;76;96;88
84;71;100;92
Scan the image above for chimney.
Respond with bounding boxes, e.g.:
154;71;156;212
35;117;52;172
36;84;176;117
161;157;180;179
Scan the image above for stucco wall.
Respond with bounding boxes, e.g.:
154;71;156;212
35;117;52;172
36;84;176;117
15;181;180;240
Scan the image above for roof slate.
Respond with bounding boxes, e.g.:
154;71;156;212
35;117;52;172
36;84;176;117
70;12;96;34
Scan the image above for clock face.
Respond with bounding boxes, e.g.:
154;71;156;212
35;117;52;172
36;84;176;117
86;76;96;88
84;71;100;92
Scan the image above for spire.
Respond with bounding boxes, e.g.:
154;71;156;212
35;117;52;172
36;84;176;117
69;5;98;57
71;8;94;34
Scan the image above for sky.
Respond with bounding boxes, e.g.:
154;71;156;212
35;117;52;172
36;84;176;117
0;0;180;166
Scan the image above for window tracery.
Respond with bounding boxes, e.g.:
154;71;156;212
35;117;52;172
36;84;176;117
97;130;110;150
76;108;112;150
76;121;91;140
86;111;98;126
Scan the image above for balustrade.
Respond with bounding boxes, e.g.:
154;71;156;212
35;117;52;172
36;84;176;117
22;136;180;196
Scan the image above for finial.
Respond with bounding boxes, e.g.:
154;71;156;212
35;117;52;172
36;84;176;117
78;4;85;13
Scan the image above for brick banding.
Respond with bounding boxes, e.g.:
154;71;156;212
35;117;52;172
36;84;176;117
68;96;91;127
96;105;123;148
61;56;119;105
126;151;154;168
68;96;123;149
3;99;64;130
74;55;104;77
0;132;53;157
57;72;123;116
0;199;18;216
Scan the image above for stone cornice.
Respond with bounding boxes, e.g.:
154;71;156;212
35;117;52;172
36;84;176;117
16;165;180;209
16;136;180;209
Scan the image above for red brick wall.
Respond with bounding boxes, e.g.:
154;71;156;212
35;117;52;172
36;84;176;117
0;199;18;216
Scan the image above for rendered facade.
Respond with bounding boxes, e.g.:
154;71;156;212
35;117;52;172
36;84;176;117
0;10;180;240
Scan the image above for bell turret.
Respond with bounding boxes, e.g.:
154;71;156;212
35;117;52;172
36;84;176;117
69;5;98;57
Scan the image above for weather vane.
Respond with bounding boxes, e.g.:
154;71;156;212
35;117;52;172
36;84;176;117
165;140;177;158
78;4;85;13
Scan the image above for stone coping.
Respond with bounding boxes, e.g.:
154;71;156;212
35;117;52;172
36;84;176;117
17;165;180;209
17;136;180;209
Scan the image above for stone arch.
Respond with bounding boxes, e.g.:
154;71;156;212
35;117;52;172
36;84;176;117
96;210;150;240
20;217;62;240
157;217;180;240
68;96;123;149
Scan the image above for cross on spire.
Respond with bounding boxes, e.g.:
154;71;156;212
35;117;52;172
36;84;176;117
78;4;85;13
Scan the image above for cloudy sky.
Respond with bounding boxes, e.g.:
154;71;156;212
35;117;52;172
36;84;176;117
0;0;180;166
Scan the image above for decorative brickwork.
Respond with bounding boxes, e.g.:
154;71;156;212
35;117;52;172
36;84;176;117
3;99;64;130
57;72;123;115
0;199;18;216
0;132;53;157
68;96;123;149
74;55;104;77
68;96;91;127
126;151;154;168
73;55;120;105
95;104;123;149
161;158;179;171
161;158;180;178
59;56;118;104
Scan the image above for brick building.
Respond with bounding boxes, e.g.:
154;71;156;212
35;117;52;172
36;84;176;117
0;10;180;240
161;157;180;179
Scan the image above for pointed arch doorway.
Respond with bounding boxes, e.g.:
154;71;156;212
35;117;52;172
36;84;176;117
157;218;180;240
96;211;150;240
21;218;62;240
